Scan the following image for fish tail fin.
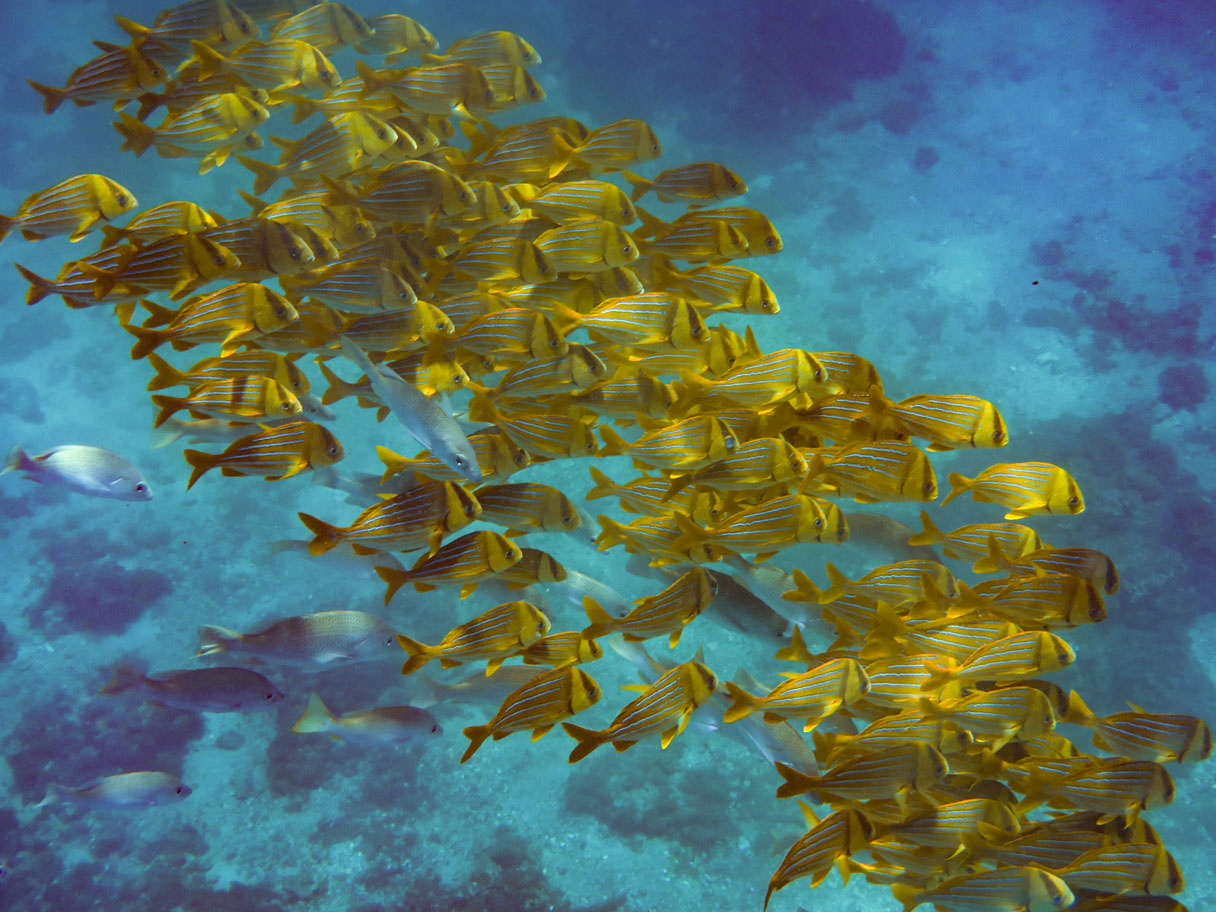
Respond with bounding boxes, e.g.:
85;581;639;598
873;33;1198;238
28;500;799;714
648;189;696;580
148;417;184;449
319;173;360;208
620;169;652;202
633;205;667;240
98;224;129;248
1062;688;1097;727
134;91;165;122
671;369;711;414
906;508;944;547
663;472;693;498
585;465;617;500
375;446;411;483
940;472;972;507
196;625;240;657
113;112;156;156
397;635;434;675
113;15;150;41
596;424;628;456
291;693;336;734
124;318;166;360
139;299;178;327
283;93;318;124
721;681;758;723
27;80;66;115
820;562;848;604
890;883;922;912
149;394;185;428
460;725;493;763
0;214;15;245
971;532;1013;575
466;391;501;426
561;722;605;763
318;361;358;405
783;568;825;606
2;444;32;476
234;154;283;197
36;783;63;808
182;449;219;490
580;596;616;638
190;39;230;80
15;263;56;305
97;662;147;696
773;624;816;665
919;661;957;694
669;511;707;555
297;511;342;555
375;564;412;606
144;352;188;391
774;761;819;800
594;515;629;551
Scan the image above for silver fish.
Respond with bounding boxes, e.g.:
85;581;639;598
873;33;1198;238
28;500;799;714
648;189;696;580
338;336;481;482
38;771;190;808
98;663;284;712
291;693;442;744
3;444;152;501
196;609;401;668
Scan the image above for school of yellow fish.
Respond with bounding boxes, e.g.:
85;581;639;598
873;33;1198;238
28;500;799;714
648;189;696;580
10;1;1212;909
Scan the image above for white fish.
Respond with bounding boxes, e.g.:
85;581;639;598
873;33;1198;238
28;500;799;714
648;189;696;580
3;444;152;501
38;771;190;808
98;663;284;712
540;568;632;615
268;538;406;581
338;335;482;482
196;609;402;668
291;693;442;744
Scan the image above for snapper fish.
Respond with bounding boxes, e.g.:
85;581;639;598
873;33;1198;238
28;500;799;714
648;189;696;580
764;805;873;909
197;609;402;668
890;865;1074;912
123;282;298;359
582;566;717;648
291;693;442;744
623;161;747;206
37;771;190;809
113;92;270;173
3;445;152;501
398;600;551;675
339;336;481;482
100;200;220;249
98;663;283;712
0;173;137;244
1064;691;1213;764
27;42;168;114
151;374;302;427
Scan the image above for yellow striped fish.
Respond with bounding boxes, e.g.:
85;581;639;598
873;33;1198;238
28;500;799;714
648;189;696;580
942;461;1085;519
676;206;782;256
891;394;1008;451
557;292;707;350
268;1;373;51
428;30;542;69
890;866;1074;912
724;658;869;729
582;567;716;647
468;395;599;459
673;493;830;558
356;60;493;117
816;440;938;504
452;307;567;361
281;258;415;314
113;93;270;171
819;559;955;606
566;118;662;173
191;38;342;94
1021;759;1175;823
1049;842;1183;896
774;742;949;805
525;180;637;225
398;600;550;675
533;219;639;273
971;573;1106;628
765;806;872;908
244;187;376;248
812;711;973;766
28;44;167;114
325;159;473;224
638;213;749;262
1064;691;1213;763
561;659;716;762
908;510;1043;566
115;1;260;55
659;260;778;315
297;479;480;556
518;632;603;668
599;414;737;471
151;374;302;427
376;430;530;487
624;161;747;205
675;348;829;411
666;437;807;496
145;349;309;396
123;282;297;359
921;631;1076;694
375;530;523;602
461;665;599;764
475;345;607;402
100;200;219;248
472;482;582;535
920;686;1057;750
182;419;342;488
978;545;1120;594
355;14;437;61
0;174;137;244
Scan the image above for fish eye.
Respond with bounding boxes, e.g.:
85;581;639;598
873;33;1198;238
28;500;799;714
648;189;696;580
213;252;228;267
376;128;388;140
621;245;632;255
287;246;301;260
548;337;559;349
690;325;703;338
175;786;185;794
761;301;772;312
274;305;288;317
135;483;147;492
266;691;277;701
514;451;527;466
992;429;1004;444
727;179;739;190
814;516;824;529
116;192;130;205
650;143;659;153
353;223;367;235
923;482;935;496
1068;496;1080;507
458;191;470;202
765;236;778;248
813;368;823;381
328;445;340;457
431;723;440;733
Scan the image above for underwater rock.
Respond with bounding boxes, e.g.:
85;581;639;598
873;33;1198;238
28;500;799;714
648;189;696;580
1158;363;1210;411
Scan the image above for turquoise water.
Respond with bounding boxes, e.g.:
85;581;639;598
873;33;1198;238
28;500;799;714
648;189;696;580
0;1;1213;910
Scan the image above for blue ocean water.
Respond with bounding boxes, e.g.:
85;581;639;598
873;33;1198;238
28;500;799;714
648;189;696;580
0;0;1212;910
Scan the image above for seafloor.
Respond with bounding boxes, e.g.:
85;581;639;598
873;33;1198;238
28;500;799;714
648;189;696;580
0;1;1212;910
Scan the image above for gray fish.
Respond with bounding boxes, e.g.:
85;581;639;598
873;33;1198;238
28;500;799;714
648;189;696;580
291;693;442;743
98;663;284;712
38;771;190;808
3;444;152;501
704;570;790;644
197;609;402;668
268;538;407;581
338;335;482;482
